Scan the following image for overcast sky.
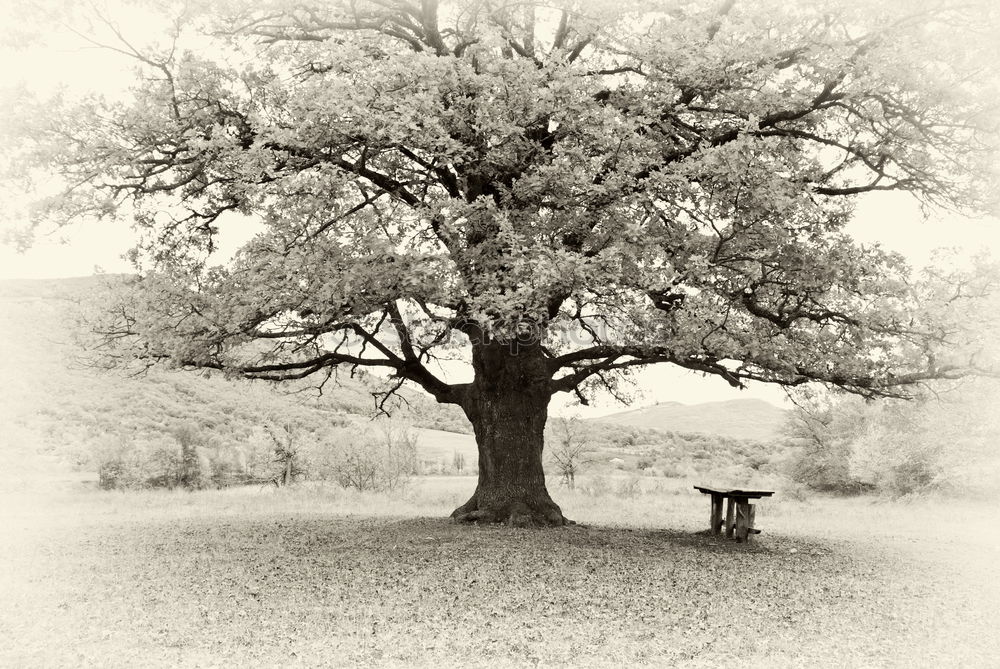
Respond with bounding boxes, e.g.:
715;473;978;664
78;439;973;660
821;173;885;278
2;3;998;416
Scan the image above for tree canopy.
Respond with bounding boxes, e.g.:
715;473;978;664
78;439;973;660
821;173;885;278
7;0;1000;524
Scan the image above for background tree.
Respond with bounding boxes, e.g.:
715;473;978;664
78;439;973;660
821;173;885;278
548;416;591;489
263;421;303;487
173;424;209;490
782;388;872;494
7;0;1000;525
785;376;1000;497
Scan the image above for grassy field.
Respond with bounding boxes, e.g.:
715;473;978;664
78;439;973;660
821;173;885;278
3;474;999;668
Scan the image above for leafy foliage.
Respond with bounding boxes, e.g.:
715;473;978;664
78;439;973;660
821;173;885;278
9;0;999;404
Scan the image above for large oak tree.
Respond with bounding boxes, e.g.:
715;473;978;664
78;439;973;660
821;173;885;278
9;0;1000;525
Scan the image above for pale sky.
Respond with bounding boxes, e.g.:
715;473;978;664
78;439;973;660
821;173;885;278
2;3;998;416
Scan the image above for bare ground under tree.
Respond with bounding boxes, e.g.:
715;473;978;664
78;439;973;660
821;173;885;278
2;483;997;668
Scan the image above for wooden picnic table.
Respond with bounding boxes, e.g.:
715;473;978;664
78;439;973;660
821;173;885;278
694;486;774;542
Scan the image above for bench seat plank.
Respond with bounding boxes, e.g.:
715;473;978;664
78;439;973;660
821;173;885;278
694;485;774;499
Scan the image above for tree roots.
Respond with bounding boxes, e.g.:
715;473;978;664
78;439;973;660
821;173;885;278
450;495;574;528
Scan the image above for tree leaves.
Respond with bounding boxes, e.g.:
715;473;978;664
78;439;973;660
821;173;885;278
9;0;1000;402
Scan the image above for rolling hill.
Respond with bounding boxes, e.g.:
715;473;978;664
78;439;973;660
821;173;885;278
0;276;473;480
589;399;788;441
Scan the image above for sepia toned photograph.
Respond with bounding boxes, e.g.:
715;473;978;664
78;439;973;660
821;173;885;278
2;0;998;666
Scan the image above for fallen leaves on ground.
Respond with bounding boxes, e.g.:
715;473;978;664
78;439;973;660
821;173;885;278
1;492;998;668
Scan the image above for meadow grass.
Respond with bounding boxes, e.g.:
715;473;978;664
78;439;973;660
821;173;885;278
2;476;998;668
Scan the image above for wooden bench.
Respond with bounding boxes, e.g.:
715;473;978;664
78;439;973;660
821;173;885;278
694;486;774;542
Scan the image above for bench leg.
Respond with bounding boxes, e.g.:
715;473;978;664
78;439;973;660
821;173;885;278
735;499;751;542
710;493;724;534
735;502;759;542
725;497;735;538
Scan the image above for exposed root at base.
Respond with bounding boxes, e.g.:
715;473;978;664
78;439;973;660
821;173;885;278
450;497;575;528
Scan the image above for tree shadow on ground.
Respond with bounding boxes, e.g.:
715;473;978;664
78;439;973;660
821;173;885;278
372;516;837;557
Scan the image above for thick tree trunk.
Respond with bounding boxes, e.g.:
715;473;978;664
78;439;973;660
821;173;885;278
451;336;570;527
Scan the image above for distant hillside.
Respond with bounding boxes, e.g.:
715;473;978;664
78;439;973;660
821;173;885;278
589;399;788;441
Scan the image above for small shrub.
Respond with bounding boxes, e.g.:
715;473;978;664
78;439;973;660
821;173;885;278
780;481;811;502
786;442;867;494
96;433;209;490
146;443;183;488
613;432;638;447
655;462;683;478
616;476;641;499
850;432;942;497
890;458;936;496
98;457;129;490
304;421;417;491
580;475;609;497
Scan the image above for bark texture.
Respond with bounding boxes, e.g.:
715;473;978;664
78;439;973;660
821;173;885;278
451;337;570;527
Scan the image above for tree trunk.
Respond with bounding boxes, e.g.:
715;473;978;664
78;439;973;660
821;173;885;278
451;336;570;527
